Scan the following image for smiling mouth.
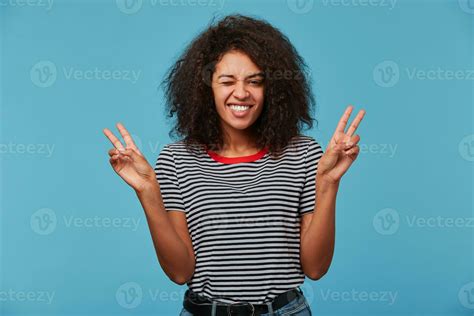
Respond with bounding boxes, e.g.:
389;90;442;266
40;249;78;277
226;104;254;108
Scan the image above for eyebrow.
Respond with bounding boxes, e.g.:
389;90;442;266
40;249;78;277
217;72;265;80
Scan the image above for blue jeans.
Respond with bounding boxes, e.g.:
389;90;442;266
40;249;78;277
179;288;312;316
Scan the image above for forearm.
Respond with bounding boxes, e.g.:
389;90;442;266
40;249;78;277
135;182;194;284
300;177;339;279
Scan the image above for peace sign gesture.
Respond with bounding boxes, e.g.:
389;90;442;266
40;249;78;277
317;105;366;184
103;123;156;193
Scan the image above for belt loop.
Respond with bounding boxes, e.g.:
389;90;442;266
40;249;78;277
265;301;274;315
296;286;306;305
211;300;217;316
297;286;303;295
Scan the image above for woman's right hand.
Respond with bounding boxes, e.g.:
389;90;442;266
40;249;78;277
103;122;157;193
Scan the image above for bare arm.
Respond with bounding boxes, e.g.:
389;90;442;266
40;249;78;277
103;122;195;285
300;178;339;280
300;105;366;280
136;182;195;285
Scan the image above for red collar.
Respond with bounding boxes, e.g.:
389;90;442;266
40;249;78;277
205;146;269;164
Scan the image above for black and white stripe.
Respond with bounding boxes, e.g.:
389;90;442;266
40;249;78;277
154;135;323;304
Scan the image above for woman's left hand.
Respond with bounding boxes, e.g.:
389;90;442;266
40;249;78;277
317;105;366;184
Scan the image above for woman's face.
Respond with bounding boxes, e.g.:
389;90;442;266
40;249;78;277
211;50;265;135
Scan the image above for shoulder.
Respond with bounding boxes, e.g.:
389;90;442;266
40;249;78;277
287;134;322;152
290;135;324;166
160;139;205;159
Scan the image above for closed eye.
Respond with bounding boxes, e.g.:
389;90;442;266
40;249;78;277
249;80;263;86
220;81;234;86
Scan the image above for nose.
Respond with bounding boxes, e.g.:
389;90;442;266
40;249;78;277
233;80;249;99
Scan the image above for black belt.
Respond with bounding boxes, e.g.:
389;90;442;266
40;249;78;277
183;287;302;316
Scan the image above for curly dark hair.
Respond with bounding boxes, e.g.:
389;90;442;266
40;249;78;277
160;13;317;159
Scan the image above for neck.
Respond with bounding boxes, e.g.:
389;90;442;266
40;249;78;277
219;124;259;154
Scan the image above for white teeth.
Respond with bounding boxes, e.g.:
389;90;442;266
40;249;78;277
228;104;251;111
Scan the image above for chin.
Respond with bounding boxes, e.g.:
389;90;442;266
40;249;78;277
228;123;253;130
222;118;254;130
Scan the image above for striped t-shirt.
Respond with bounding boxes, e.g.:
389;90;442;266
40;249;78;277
154;135;323;304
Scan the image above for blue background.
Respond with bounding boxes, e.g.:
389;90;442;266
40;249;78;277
1;0;473;315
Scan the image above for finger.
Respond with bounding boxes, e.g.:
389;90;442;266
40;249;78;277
103;128;126;151
344;134;361;149
329;141;347;154
116;122;142;155
117;148;138;161
334;105;353;135
108;148;119;157
113;153;132;164
109;155;120;166
350;147;360;160
344;145;359;154
346;109;366;137
344;145;360;158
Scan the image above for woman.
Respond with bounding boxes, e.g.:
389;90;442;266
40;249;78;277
103;14;365;316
